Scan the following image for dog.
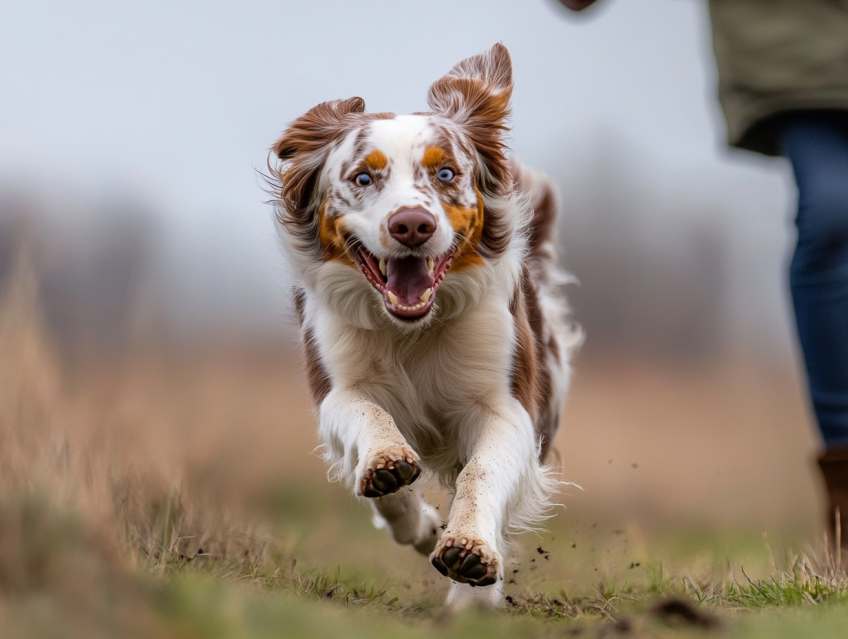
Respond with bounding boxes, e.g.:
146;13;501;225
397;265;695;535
269;43;579;607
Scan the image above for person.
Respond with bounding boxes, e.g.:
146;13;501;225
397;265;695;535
558;0;848;542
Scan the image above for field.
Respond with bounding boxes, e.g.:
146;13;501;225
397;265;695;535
3;260;848;638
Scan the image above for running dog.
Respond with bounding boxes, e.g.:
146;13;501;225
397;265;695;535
269;43;579;607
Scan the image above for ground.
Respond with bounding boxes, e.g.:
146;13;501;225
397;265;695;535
1;266;847;638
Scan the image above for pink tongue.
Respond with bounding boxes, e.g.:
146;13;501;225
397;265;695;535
386;256;435;305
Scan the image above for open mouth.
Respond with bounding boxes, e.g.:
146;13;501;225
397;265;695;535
353;245;453;321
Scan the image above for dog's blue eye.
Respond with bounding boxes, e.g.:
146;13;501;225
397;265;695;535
354;173;373;187
437;168;455;183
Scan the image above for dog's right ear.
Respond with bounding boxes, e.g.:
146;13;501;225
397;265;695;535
272;97;365;250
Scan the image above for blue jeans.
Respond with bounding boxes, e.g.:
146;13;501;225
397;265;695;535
782;112;848;448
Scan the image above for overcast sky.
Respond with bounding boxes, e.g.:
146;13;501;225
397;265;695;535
1;0;729;197
0;0;797;352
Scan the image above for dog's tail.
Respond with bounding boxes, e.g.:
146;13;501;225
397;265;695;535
510;159;559;277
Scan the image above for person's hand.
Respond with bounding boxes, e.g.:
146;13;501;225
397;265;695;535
557;0;598;10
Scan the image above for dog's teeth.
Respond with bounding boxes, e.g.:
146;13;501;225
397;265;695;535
379;259;387;277
427;257;434;275
420;288;432;303
387;291;398;306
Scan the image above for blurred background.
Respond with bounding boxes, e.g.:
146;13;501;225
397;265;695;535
0;0;818;545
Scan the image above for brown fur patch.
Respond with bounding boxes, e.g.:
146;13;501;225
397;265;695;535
509;265;557;461
303;327;332;404
293;289;332;405
363;149;388;171
293;287;306;324
528;181;556;254
478;196;512;259
509;283;540;424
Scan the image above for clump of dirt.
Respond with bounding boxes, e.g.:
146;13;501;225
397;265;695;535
650;597;721;630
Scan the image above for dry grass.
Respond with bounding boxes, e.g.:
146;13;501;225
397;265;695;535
0;253;295;636
2;251;848;637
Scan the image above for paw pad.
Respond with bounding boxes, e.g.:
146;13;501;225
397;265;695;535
431;538;498;587
360;455;421;498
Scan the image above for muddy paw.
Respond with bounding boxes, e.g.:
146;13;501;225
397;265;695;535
358;448;421;498
430;536;499;587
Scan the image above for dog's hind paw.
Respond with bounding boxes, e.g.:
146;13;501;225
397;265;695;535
358;447;421;498
430;536;500;587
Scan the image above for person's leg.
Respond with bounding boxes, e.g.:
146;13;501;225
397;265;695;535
781;111;848;540
782;112;848;446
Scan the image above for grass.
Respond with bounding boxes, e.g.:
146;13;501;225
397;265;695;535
3;254;848;637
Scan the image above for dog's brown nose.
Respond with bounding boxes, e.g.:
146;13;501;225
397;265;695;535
388;208;437;248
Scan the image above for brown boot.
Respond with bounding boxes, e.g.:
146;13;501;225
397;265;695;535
817;445;848;547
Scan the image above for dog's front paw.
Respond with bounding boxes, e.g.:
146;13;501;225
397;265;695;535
358;446;421;498
430;535;500;587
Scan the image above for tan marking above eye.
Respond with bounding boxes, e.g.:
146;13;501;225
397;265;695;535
363;149;388;171
422;146;446;169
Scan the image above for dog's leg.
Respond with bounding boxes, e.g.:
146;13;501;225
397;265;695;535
369;485;441;555
430;403;553;599
446;579;505;609
319;388;422;498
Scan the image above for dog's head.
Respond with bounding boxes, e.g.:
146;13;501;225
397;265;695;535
272;44;515;325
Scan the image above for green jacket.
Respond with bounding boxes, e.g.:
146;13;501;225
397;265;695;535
709;0;848;156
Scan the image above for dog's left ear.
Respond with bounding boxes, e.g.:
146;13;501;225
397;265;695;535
427;43;513;195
